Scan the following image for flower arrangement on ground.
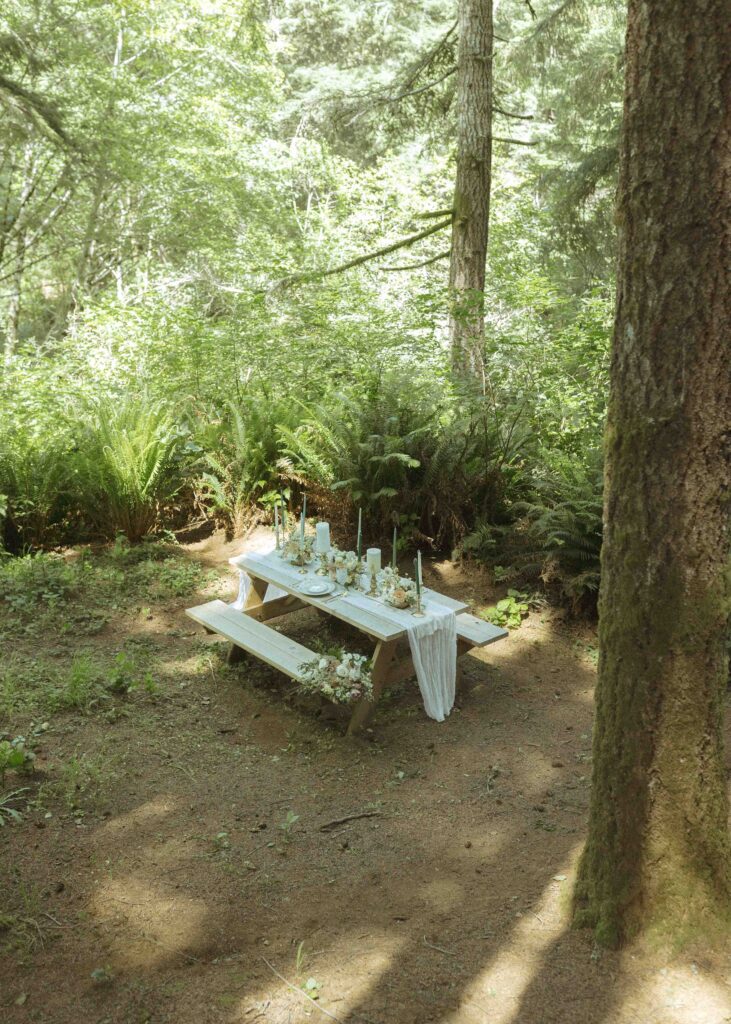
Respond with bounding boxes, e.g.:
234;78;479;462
298;650;373;705
379;566;417;609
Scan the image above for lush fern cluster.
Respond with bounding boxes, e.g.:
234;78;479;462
0;374;606;613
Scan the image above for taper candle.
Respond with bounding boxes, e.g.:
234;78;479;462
392;526;397;569
356;507;362;561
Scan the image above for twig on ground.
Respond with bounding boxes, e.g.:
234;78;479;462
423;935;457;957
261;956;349;1024
319;810;381;832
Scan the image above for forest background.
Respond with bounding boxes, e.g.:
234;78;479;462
0;0;624;612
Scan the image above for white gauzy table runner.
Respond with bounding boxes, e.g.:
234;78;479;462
341;590;457;722
231;543;287;610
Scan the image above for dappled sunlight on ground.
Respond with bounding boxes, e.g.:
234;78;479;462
91;876;209;968
97;796;176;836
446;848;581;1024
618;962;731;1024
2;536;728;1024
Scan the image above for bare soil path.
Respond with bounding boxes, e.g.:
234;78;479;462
1;530;729;1024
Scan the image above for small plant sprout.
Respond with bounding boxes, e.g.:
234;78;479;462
278;810;300;843
213;831;230;851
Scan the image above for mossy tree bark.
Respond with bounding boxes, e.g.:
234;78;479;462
573;0;731;947
448;0;492;375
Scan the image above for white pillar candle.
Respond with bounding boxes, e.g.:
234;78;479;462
315;521;331;554
366;547;381;574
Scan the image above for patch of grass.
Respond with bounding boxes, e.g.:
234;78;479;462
0;876;50;954
126;557;208;599
0;546;216;645
0;648;160;719
0;553;78;614
53;654;103;712
54;753;104;810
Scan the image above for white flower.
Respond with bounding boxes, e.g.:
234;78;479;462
348;668;360;681
336;665;347;678
318;658;328;670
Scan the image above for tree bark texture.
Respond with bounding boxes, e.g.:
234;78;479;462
449;0;492;374
574;0;731;947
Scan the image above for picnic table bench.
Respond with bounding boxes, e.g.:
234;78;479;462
187;551;507;734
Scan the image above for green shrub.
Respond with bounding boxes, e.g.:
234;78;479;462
479;590;532;629
279;371;441;538
518;451;604;610
75;396;186;542
0;736;36;780
0;553;78;613
0;432;73;550
195;393;296;538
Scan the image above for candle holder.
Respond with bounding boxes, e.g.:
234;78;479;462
368;566;378;596
411;592;426;617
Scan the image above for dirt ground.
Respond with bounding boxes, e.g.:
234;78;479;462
1;529;729;1024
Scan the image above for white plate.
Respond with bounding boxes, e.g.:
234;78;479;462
299;579;336;597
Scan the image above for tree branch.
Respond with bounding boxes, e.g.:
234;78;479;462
399;20;458;94
493;136;539;145
390;65;456;102
380;249;451;272
493;104;535;120
415;208;454;220
274;217;453;289
0;73;71;145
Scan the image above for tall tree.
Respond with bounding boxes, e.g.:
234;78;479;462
449;0;492;373
573;0;731;947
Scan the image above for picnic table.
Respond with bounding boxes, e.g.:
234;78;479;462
187;550;507;734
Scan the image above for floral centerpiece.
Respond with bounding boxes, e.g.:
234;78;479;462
329;547;362;587
298;650;373;705
280;531;314;565
379;566;417;609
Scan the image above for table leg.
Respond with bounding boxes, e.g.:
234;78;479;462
456;637;473;688
227;575;269;665
346;638;399;736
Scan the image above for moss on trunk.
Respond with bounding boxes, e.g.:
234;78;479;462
573;0;731;947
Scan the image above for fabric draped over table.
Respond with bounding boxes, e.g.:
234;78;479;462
340;590;457;722
231;541;286;610
406;605;457;721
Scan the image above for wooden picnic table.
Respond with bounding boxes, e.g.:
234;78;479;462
187;550;507;734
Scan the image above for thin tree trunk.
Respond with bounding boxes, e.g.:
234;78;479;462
448;0;493;375
3;142;36;364
573;0;731;947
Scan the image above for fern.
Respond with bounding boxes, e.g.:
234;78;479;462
76;395;184;542
195;393;297;538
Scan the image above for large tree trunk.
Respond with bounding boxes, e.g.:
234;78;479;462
448;0;492;375
573;0;731;947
